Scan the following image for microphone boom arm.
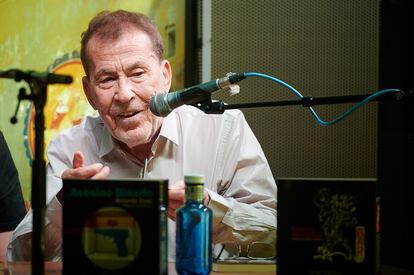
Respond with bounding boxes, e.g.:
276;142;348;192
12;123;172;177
198;90;410;114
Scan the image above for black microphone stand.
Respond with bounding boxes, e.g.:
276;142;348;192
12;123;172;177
3;70;72;275
195;90;411;115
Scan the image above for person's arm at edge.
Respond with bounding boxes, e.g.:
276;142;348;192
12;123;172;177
206;111;277;246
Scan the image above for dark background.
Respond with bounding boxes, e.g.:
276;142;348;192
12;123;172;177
186;0;414;271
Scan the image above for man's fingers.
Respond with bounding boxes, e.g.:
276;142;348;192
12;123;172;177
168;180;186;220
168;199;183;222
168;180;185;190
168;181;186;202
62;163;105;179
91;166;110;179
168;189;186;200
168;208;176;221
169;199;183;211
72;151;84;169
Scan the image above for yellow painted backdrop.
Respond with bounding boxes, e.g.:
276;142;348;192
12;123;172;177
0;0;186;207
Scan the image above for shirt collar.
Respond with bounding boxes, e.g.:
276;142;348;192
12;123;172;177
158;112;179;145
85;116;115;158
92;113;179;159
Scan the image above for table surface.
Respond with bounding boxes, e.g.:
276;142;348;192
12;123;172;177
1;261;275;275
1;261;413;275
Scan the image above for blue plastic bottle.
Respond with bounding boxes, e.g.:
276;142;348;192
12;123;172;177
176;175;212;275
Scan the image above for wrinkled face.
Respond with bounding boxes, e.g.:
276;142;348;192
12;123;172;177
83;29;171;148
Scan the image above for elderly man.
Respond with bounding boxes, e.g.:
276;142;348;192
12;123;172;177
8;10;276;262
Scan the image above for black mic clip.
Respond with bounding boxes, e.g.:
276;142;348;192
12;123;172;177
10;87;34;124
188;73;246;114
192;96;226;115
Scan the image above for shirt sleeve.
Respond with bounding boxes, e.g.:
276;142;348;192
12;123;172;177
207;112;277;249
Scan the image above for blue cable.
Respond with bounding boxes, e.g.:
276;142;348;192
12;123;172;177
243;72;402;126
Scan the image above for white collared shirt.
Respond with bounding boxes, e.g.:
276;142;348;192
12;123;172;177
8;105;277;262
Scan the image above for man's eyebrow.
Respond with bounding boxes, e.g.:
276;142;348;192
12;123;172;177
94;61;146;79
125;61;145;72
95;68;115;79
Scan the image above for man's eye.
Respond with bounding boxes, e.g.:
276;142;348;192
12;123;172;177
101;76;116;83
96;76;116;89
130;71;144;78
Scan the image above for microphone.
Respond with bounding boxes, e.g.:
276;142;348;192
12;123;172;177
150;73;246;117
0;69;73;84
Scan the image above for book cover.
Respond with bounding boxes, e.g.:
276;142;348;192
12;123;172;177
62;179;168;275
277;178;378;275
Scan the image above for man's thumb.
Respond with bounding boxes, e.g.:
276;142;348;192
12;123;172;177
72;151;84;168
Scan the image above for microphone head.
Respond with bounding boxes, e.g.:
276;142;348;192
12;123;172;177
150;92;172;117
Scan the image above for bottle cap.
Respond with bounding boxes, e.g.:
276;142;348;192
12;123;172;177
184;174;205;185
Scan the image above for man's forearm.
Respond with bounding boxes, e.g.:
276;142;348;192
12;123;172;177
207;190;277;245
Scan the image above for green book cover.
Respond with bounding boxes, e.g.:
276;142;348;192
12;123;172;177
62;179;168;275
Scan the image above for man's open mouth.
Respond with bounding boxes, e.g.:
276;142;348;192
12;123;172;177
118;111;140;118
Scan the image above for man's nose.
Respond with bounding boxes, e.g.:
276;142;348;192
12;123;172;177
114;77;135;102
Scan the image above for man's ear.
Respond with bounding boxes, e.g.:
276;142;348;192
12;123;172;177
161;59;172;92
82;76;97;110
